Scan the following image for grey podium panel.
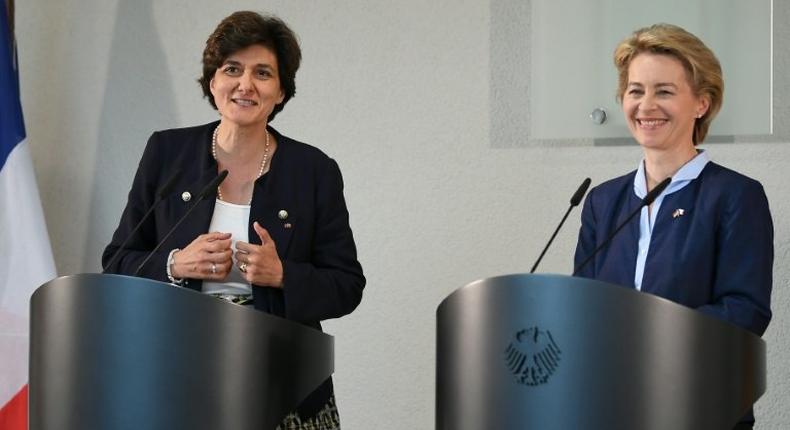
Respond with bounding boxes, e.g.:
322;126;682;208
29;273;333;430
436;274;765;430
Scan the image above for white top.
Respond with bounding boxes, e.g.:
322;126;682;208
632;150;710;290
202;199;253;295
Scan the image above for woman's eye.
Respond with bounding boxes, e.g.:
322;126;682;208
223;66;240;74
256;69;272;78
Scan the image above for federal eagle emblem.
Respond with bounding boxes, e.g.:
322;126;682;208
504;326;562;386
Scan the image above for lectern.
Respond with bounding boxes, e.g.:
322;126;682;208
436;274;765;430
29;273;333;430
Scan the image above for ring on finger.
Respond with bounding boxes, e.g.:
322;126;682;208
239;262;248;273
211;262;217;274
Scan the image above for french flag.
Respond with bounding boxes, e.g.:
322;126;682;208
1;3;56;428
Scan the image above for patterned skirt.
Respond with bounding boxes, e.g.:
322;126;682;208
276;396;341;430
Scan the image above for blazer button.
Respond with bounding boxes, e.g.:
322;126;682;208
278;210;288;220
181;191;191;202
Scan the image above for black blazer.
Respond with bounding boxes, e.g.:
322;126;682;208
103;121;365;416
103;120;365;326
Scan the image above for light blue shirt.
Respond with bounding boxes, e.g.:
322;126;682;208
633;150;710;290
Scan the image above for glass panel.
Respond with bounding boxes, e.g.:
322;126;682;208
490;0;775;145
530;0;771;140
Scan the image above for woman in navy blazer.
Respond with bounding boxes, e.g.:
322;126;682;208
573;24;772;430
103;12;363;430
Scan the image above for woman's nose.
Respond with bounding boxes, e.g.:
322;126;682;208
236;71;254;92
639;93;658;111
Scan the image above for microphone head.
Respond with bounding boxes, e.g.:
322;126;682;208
157;168;183;199
643;177;672;206
570;177;592;206
197;170;229;200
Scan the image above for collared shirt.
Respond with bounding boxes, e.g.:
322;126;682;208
633;150;710;290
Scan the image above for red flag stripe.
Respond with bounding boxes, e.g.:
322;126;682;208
0;384;27;430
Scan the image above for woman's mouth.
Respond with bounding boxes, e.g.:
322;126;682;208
636;118;668;129
232;98;258;107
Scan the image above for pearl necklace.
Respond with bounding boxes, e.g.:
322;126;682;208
211;125;270;203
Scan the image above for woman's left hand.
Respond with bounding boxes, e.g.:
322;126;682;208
235;221;284;288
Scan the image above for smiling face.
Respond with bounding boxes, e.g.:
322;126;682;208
622;53;709;152
210;44;285;127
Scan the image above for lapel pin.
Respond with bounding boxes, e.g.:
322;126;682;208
278;210;289;220
672;208;685;218
181;191;192;202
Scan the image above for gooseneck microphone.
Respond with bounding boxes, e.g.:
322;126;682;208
102;168;183;272
133;170;229;277
530;178;592;273
572;177;671;276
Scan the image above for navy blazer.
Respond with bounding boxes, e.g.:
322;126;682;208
574;162;773;336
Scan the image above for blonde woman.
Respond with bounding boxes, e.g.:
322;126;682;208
574;24;772;430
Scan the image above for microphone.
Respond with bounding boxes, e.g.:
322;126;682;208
530;178;591;273
572;177;671;276
103;168;183;272
133;170;229;277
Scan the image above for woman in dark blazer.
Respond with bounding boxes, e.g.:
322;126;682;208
573;24;772;430
103;11;364;430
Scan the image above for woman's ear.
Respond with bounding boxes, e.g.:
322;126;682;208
697;95;710;118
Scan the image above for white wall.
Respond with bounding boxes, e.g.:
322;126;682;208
17;1;790;427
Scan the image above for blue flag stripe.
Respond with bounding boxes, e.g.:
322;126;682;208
1;3;26;170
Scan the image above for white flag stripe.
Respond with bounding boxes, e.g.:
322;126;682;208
0;332;27;404
0;138;56;406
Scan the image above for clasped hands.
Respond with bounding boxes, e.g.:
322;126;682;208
170;221;283;287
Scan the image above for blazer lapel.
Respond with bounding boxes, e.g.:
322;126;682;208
161;125;218;292
622;189;642;286
174;124;219;249
177;170;218;243
248;137;295;257
249;197;295;257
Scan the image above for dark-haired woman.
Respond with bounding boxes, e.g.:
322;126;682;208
103;11;364;429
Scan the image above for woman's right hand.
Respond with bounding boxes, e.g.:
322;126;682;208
171;232;233;280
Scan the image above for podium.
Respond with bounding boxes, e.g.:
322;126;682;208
29;273;333;430
436;274;765;430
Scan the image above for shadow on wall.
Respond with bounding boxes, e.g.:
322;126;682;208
83;0;178;271
489;0;530;149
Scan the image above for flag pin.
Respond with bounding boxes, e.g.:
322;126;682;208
672;208;685;218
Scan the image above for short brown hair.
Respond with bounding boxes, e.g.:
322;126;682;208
614;23;723;145
198;11;301;122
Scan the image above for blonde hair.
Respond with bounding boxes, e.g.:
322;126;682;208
614;23;723;145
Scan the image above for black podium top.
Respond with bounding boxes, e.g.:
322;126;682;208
436;274;765;430
29;273;334;430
